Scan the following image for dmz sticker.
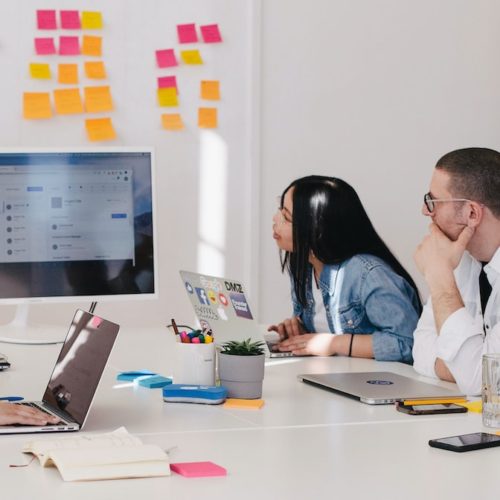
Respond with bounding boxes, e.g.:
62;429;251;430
229;292;253;319
195;287;210;306
366;380;394;385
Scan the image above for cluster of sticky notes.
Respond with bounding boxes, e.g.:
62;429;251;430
34;34;102;56
36;9;103;30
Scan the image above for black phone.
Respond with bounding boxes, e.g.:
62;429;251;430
429;432;500;452
396;402;467;415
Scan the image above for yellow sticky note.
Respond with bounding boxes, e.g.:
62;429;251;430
81;11;103;29
161;113;184;130
223;399;265;410
58;64;78;85
457;400;482;413
198;107;218;128
201;80;220;100
157;88;178;107
180;49;203;65
23;92;52;119
84;86;113;113
85;117;116;142
29;63;51;80
54;88;83;115
81;35;102;57
84;61;106;80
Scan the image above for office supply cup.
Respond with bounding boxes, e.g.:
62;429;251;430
482;353;500;427
173;342;216;385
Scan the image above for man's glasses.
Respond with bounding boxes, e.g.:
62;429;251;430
423;192;470;213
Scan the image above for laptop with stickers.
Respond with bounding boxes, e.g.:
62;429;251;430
179;270;290;358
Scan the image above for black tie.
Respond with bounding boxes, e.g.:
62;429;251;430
479;262;492;317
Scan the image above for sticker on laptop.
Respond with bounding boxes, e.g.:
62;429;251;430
218;293;228;306
207;289;218;305
185;282;194;294
194;304;220;321
229;292;253;319
195;287;210;306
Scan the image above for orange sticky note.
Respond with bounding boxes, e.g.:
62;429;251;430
180;49;203;65
29;63;51;80
85;117;116;141
200;80;220;100
81;11;103;29
81;35;102;57
198;107;218;128
54;88;83;115
157;88;178;107
84;86;113;113
58;64;78;85
223;399;264;410
84;61;106;80
161;113;184;130
23;92;52;119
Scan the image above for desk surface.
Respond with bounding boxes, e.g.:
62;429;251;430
0;326;492;499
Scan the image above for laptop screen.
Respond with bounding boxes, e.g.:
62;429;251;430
42;309;119;425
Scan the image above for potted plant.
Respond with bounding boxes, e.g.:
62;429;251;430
218;338;266;399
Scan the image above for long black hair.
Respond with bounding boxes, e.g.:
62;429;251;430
279;175;422;311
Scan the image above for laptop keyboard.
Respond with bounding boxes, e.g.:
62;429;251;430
17;402;52;415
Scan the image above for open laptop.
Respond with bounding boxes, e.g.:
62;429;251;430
298;371;465;405
0;309;120;434
180;270;290;358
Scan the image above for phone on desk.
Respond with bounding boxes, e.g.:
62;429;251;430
396;402;467;415
429;432;500;453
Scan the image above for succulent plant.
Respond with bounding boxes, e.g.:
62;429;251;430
220;338;265;356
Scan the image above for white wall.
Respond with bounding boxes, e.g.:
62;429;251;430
258;0;500;323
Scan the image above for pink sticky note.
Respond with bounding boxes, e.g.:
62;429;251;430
35;38;56;55
37;10;57;30
60;10;81;30
157;76;178;92
59;36;80;56
156;49;178;68
170;462;227;478
177;23;198;44
200;24;222;43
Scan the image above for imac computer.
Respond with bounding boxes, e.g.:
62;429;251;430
0;148;157;342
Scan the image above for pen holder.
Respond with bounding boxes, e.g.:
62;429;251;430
173;342;216;385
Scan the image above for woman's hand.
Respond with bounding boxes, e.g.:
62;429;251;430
0;402;60;426
278;333;336;356
268;316;306;341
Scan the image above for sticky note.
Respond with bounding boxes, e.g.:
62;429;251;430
180;49;203;65
457;400;482;413
170;462;226;478
201;80;220;100
85;117;116;142
156;49;177;68
157;76;178;91
58;64;78;84
29;63;51;80
157;88;178;107
223;398;264;409
59;36;80;56
23;92;52;119
82;35;102;57
84;86;113;113
117;370;157;382
34;38;56;55
177;23;198;44
162;113;184;131
84;61;106;80
198;107;218;128
54;88;83;114
37;10;57;30
60;10;81;29
200;24;222;43
81;11;103;30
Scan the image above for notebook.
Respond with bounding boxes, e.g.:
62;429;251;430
0;309;120;434
179;270;290;358
298;371;465;405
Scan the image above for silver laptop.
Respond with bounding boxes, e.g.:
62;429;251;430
180;270;291;358
298;371;465;405
0;309;120;434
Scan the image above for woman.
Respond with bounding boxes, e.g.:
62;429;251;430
269;175;421;363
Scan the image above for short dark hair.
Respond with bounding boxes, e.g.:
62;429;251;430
436;147;500;217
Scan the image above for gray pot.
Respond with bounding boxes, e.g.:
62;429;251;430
218;353;265;399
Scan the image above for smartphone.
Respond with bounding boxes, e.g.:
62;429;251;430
396;402;467;415
429;432;500;452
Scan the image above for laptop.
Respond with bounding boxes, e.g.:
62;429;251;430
298;371;465;405
180;270;291;358
0;309;120;434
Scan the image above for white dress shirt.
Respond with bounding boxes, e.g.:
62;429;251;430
412;247;500;395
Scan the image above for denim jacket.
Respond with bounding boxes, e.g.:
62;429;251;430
292;254;420;363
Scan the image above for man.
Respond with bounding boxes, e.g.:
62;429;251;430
413;147;500;395
0;402;59;426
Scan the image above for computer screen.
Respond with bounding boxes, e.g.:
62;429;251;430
0;148;157;303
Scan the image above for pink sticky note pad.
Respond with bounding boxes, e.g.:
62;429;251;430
156;49;178;68
59;36;80;55
35;38;56;55
158;76;178;91
201;24;222;43
177;23;198;44
170;462;226;478
37;10;57;30
60;10;81;30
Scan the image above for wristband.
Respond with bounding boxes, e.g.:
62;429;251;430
348;334;355;357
